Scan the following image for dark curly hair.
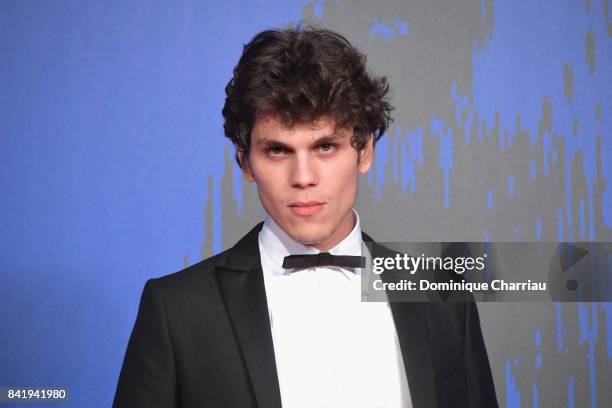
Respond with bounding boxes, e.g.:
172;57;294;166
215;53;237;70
222;26;393;169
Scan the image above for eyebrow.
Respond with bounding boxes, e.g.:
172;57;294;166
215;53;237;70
254;133;344;148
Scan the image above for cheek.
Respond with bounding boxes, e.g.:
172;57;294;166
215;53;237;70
330;157;359;182
326;162;359;200
251;160;276;187
257;178;281;203
252;165;286;207
254;183;282;220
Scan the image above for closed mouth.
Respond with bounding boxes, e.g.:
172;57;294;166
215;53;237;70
288;201;325;207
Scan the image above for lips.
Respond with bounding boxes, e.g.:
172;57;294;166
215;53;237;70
288;201;325;216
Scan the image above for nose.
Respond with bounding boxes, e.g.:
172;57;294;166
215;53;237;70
289;151;319;188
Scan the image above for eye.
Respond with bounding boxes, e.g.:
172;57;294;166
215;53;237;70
317;143;337;153
266;146;287;157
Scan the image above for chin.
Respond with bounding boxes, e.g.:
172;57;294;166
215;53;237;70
287;226;332;246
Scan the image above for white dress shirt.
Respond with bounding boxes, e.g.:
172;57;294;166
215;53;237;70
258;210;412;408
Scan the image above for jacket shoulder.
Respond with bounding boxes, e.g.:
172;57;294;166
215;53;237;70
145;220;263;300
146;249;231;300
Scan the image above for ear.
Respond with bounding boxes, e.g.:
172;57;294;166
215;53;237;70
238;150;256;182
357;133;374;174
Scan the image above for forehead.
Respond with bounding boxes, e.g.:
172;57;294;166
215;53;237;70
251;114;350;144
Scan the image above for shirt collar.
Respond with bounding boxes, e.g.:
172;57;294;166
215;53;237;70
259;210;363;273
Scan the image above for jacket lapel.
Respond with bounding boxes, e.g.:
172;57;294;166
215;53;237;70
386;302;438;408
214;223;282;408
362;232;438;408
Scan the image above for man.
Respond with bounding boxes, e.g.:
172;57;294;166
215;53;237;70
114;27;498;408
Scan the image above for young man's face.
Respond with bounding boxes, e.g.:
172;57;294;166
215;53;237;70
242;114;373;251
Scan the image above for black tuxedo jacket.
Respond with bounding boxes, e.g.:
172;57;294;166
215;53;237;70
113;223;498;408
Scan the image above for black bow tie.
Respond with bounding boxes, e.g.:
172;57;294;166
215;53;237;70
282;252;366;269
